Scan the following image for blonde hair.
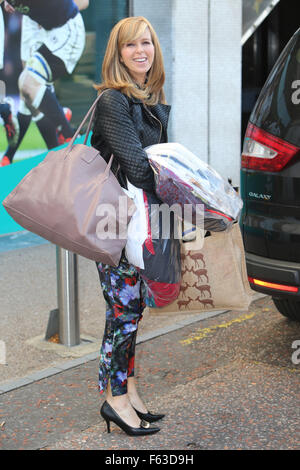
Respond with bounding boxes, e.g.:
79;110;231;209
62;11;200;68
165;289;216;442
94;16;166;106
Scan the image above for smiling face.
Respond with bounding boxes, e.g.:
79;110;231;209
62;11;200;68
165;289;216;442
120;27;155;86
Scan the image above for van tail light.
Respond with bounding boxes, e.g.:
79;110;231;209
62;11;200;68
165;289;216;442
248;276;299;293
242;123;299;171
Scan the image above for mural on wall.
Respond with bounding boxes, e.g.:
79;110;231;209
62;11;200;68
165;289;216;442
0;0;91;166
0;0;128;166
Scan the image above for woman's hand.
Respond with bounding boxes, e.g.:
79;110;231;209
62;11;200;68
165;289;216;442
4;1;15;13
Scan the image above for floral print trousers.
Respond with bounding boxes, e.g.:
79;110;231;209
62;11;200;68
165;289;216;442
96;254;145;396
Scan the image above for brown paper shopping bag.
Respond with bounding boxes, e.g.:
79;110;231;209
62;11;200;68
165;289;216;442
149;223;253;316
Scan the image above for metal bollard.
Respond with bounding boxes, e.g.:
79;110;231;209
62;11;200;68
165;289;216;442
56;247;80;346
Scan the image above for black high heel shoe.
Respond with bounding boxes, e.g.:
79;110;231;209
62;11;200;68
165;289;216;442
100;401;160;436
133;407;165;423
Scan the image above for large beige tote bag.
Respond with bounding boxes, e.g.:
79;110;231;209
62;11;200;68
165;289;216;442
150;223;253;315
2;92;135;265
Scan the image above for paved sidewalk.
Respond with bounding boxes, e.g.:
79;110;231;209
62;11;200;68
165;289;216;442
0;241;224;388
0;295;299;451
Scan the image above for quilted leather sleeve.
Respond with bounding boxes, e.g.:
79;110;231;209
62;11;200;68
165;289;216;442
92;89;155;191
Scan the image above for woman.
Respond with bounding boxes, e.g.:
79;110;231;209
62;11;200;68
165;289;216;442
0;2;19;153
91;16;170;436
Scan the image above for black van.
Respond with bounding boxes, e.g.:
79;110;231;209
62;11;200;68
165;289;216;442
241;27;300;322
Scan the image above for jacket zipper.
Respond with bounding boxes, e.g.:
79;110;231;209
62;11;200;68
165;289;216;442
143;105;163;143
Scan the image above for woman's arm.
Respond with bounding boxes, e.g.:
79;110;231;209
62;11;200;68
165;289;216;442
91;89;155;191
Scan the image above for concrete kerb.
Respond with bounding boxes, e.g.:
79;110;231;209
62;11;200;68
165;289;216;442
0;309;227;395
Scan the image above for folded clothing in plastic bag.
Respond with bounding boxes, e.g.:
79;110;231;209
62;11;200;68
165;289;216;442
124;184;181;308
140;190;181;307
146;143;243;232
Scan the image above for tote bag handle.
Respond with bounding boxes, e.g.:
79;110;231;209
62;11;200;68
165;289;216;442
65;90;106;154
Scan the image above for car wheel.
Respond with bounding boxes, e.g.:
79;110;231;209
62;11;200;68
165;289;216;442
272;298;300;322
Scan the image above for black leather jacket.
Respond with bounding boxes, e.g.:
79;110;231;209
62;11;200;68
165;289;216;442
91;88;171;191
